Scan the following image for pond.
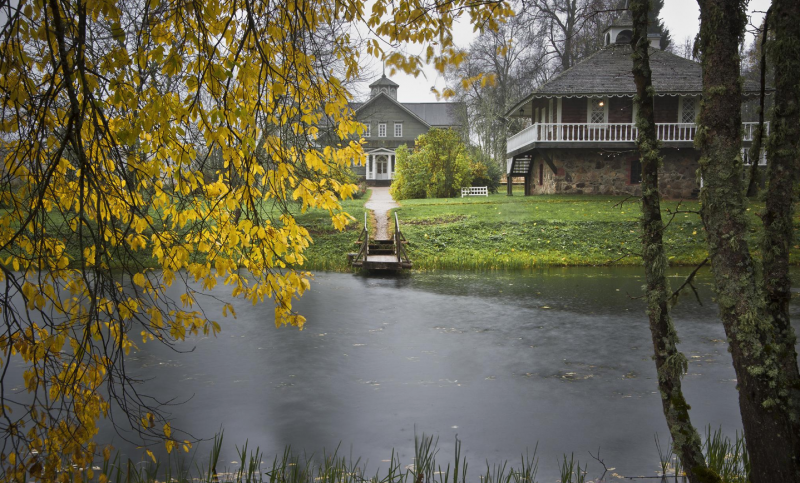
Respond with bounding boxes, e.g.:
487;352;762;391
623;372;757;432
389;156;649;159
93;267;799;482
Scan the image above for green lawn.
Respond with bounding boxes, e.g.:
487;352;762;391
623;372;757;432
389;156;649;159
293;191;371;271
10;188;792;272
301;188;799;271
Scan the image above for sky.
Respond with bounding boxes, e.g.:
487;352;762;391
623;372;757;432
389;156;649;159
373;0;771;103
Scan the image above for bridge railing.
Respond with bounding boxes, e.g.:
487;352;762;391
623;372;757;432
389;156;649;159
394;212;410;264
354;212;369;263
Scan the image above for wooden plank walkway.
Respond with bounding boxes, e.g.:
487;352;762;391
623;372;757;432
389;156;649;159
347;191;412;271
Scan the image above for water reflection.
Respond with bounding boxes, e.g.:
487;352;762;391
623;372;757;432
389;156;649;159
94;268;798;482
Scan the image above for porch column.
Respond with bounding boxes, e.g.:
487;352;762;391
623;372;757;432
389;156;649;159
367;155;373;180
507;157;514;196
390;154;395;178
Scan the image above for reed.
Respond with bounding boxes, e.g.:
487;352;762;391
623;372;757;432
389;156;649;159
703;426;750;483
557;453;586;483
51;428;754;483
654;428;750;483
60;433;541;483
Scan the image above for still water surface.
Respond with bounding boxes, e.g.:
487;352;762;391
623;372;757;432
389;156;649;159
97;267;800;481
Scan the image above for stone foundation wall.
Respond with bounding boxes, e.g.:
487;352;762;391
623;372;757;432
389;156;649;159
529;149;700;199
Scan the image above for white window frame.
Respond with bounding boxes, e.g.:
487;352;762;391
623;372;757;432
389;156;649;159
587;97;608;124
378;123;387;137
364;123;371;137
679;96;698;124
394;122;403;137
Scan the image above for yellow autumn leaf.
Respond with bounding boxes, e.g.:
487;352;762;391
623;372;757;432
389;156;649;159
0;0;514;475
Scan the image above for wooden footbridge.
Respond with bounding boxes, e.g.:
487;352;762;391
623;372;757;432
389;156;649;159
348;213;412;271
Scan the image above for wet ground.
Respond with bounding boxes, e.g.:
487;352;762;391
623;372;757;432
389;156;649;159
89;267;799;482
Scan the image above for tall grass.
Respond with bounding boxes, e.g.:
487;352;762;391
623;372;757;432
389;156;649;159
654;428;750;483
42;428;752;483
63;434;542;483
703;427;750;483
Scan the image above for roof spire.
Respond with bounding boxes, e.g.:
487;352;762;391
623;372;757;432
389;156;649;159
382;60;386;77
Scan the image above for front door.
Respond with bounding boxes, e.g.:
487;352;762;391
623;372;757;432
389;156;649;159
376;155;388;180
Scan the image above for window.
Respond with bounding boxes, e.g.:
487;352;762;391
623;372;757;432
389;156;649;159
378;123;387;137
681;97;697;123
630;159;642;184
589;98;607;123
364;123;371;137
394;122;403;137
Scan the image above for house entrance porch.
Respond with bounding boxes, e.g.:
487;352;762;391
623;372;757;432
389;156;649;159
366;148;396;183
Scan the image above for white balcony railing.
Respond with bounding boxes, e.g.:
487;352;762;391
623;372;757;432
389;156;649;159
507;122;769;155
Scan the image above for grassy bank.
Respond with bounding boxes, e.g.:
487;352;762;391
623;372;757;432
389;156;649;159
300;188;799;271
294;192;371;271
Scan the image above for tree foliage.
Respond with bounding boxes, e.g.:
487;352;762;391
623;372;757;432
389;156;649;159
0;0;513;479
528;0;617;73
468;147;503;193
391;129;474;199
645;0;671;51
446;10;551;163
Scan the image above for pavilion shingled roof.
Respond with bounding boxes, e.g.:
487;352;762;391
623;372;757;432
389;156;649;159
506;44;763;116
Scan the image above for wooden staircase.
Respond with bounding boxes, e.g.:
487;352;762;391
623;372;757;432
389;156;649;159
348;213;413;271
509;156;532;175
506;155;534;195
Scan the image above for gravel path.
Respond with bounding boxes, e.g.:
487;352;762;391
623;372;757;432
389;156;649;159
364;187;399;240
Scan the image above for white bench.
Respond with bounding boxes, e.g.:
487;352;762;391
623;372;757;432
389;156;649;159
461;186;488;197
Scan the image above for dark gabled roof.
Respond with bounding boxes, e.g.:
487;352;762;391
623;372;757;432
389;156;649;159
351;94;463;127
506;44;763;117
354;92;431;127
404;103;462;127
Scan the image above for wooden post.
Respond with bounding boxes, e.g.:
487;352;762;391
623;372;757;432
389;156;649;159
507;174;513;195
525;156;533;196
